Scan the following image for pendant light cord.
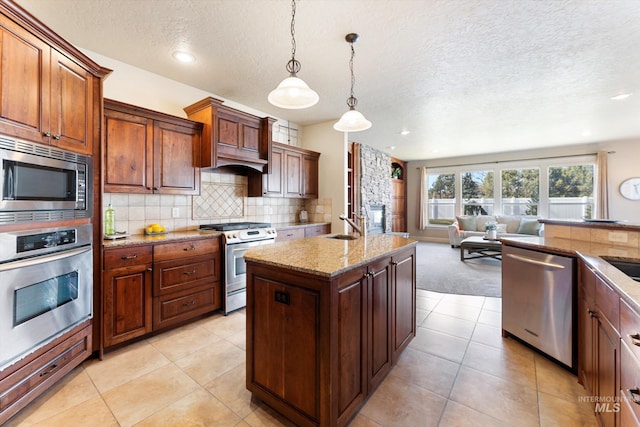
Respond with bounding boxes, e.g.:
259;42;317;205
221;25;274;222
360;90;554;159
286;0;301;75
347;42;357;109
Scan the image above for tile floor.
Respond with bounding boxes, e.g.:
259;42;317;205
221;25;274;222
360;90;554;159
5;290;599;427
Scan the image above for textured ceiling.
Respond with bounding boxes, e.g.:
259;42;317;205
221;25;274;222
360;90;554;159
15;0;640;161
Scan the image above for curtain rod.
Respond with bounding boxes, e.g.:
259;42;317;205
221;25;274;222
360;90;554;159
415;150;615;170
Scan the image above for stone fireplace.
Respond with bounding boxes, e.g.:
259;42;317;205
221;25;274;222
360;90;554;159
359;145;392;233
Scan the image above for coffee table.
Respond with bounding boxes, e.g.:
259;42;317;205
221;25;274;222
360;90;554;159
460;236;502;261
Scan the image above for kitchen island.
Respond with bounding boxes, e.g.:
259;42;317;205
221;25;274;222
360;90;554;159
244;234;417;427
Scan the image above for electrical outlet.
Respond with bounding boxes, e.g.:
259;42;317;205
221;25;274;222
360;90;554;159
172;207;179;218
608;231;628;243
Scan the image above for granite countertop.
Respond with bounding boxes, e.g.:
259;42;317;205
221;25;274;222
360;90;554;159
501;235;640;312
539;218;640;230
103;230;222;248
244;234;417;278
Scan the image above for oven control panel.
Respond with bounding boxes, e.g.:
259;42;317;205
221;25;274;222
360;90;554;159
223;227;277;244
18;229;77;253
0;224;92;263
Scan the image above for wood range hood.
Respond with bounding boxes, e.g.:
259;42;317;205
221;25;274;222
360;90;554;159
184;97;274;173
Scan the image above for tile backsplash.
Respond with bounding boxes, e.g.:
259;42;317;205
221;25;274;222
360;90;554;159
103;171;332;235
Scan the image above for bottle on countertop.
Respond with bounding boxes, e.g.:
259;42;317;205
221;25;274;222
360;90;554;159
104;204;116;236
299;209;308;223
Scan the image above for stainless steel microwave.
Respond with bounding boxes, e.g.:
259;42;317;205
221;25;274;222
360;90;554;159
0;135;92;224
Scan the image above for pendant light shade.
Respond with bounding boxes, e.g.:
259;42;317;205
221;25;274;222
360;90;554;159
268;0;319;109
334;33;371;132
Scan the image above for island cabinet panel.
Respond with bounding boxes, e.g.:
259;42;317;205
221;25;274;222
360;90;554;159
392;248;416;361
367;257;392;392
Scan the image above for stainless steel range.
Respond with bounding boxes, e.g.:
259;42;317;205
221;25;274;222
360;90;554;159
200;222;276;314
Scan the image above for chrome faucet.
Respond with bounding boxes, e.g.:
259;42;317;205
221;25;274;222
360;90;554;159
339;213;367;238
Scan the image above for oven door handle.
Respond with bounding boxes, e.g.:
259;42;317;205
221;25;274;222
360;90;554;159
0;246;92;272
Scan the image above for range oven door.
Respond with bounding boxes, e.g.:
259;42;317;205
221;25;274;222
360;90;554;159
0;245;93;370
224;239;274;314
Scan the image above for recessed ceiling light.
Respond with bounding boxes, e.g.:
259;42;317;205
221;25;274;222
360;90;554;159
400;130;410;136
173;51;195;63
582;130;591;137
611;93;632;101
386;145;396;150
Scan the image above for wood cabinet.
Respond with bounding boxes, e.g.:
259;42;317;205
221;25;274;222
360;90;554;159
103;245;154;347
248;142;320;198
104;99;202;195
102;236;221;349
275;223;331;243
183;97;273;172
0;5;109;155
620;299;640;424
0;321;92;425
391;158;407;232
246;244;416;427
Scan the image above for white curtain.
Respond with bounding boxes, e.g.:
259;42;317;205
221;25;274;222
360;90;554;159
596;150;609;219
419;166;429;229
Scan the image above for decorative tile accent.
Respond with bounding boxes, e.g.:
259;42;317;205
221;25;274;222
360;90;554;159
193;182;245;219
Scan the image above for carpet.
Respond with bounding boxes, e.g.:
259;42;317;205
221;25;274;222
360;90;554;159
416;241;502;298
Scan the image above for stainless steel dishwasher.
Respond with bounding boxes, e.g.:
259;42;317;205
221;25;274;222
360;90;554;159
502;244;575;369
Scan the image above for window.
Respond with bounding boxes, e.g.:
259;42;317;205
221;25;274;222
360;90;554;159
461;171;494;215
501;168;539;215
427;173;455;225
548;164;594;219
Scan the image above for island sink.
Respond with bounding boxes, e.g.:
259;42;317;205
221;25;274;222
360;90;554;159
601;256;640;282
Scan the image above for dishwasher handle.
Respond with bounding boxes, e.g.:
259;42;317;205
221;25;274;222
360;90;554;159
505;253;566;270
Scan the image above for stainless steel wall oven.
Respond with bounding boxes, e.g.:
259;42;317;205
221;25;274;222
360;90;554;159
0;135;92;225
0;224;93;371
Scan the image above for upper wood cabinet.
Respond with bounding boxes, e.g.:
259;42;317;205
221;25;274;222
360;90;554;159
104;99;202;195
184;97;274;172
248;142;320;198
391;158;407;232
0;5;109;155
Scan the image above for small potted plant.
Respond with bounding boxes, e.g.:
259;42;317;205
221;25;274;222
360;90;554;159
485;222;498;240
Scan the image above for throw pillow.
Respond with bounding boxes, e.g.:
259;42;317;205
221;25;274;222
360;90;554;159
517;217;542;235
476;215;497;232
496;215;522;233
496;223;508;234
456;216;477;231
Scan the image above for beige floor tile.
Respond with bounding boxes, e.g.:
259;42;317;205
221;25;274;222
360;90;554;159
348;413;384;426
421;312;477;339
29;396;118;427
534;354;586;402
206;362;258;419
438;400;512;427
538;391;599;427
470;322;505;348
241;401;298;426
198;310;246;339
441;293;486;308
175;339;245;386
416;295;440;311
410;327;469;363
102;363;199;427
418;290;446;301
483;297;502;312
477;309;502;327
149;323;223;361
416;308;430;326
84;340;171;393
3;368;99;426
360;375;447;427
462;341;536;389
390;347;460;397
226;329;247;350
450;366;539;427
134;389;242;426
433;301;482;322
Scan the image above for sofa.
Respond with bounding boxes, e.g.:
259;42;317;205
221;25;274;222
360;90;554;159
447;214;543;247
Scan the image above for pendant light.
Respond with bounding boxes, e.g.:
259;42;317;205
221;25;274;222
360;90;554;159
268;0;319;109
334;33;372;132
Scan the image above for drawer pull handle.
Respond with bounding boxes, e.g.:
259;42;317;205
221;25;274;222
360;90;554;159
630;333;640;347
184;246;196;251
184;270;197;275
588;309;597;318
52;134;61;140
40;363;58;377
182;300;196;306
628;388;640;405
121;255;138;260
43;132;51;137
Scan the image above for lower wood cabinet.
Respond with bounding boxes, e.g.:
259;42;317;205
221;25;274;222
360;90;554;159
102;236;221;350
246;244;416;427
275;223;330;242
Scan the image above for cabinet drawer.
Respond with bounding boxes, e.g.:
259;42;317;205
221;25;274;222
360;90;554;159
153;238;219;262
153;254;219;296
104;245;152;269
621;299;640;361
304;224;330;238
621;341;640;421
596;276;619;331
0;324;91;417
276;228;305;242
153;286;218;330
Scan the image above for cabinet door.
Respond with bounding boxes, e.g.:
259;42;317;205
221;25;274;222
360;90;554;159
0;20;51;144
597;317;619;427
392;248;415;362
104;109;154;193
302;153;319;198
49;49;94;154
103;265;153;347
154;120;201;195
367;257;392;391
579;296;597;396
264;145;284;196
284;150;303;198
